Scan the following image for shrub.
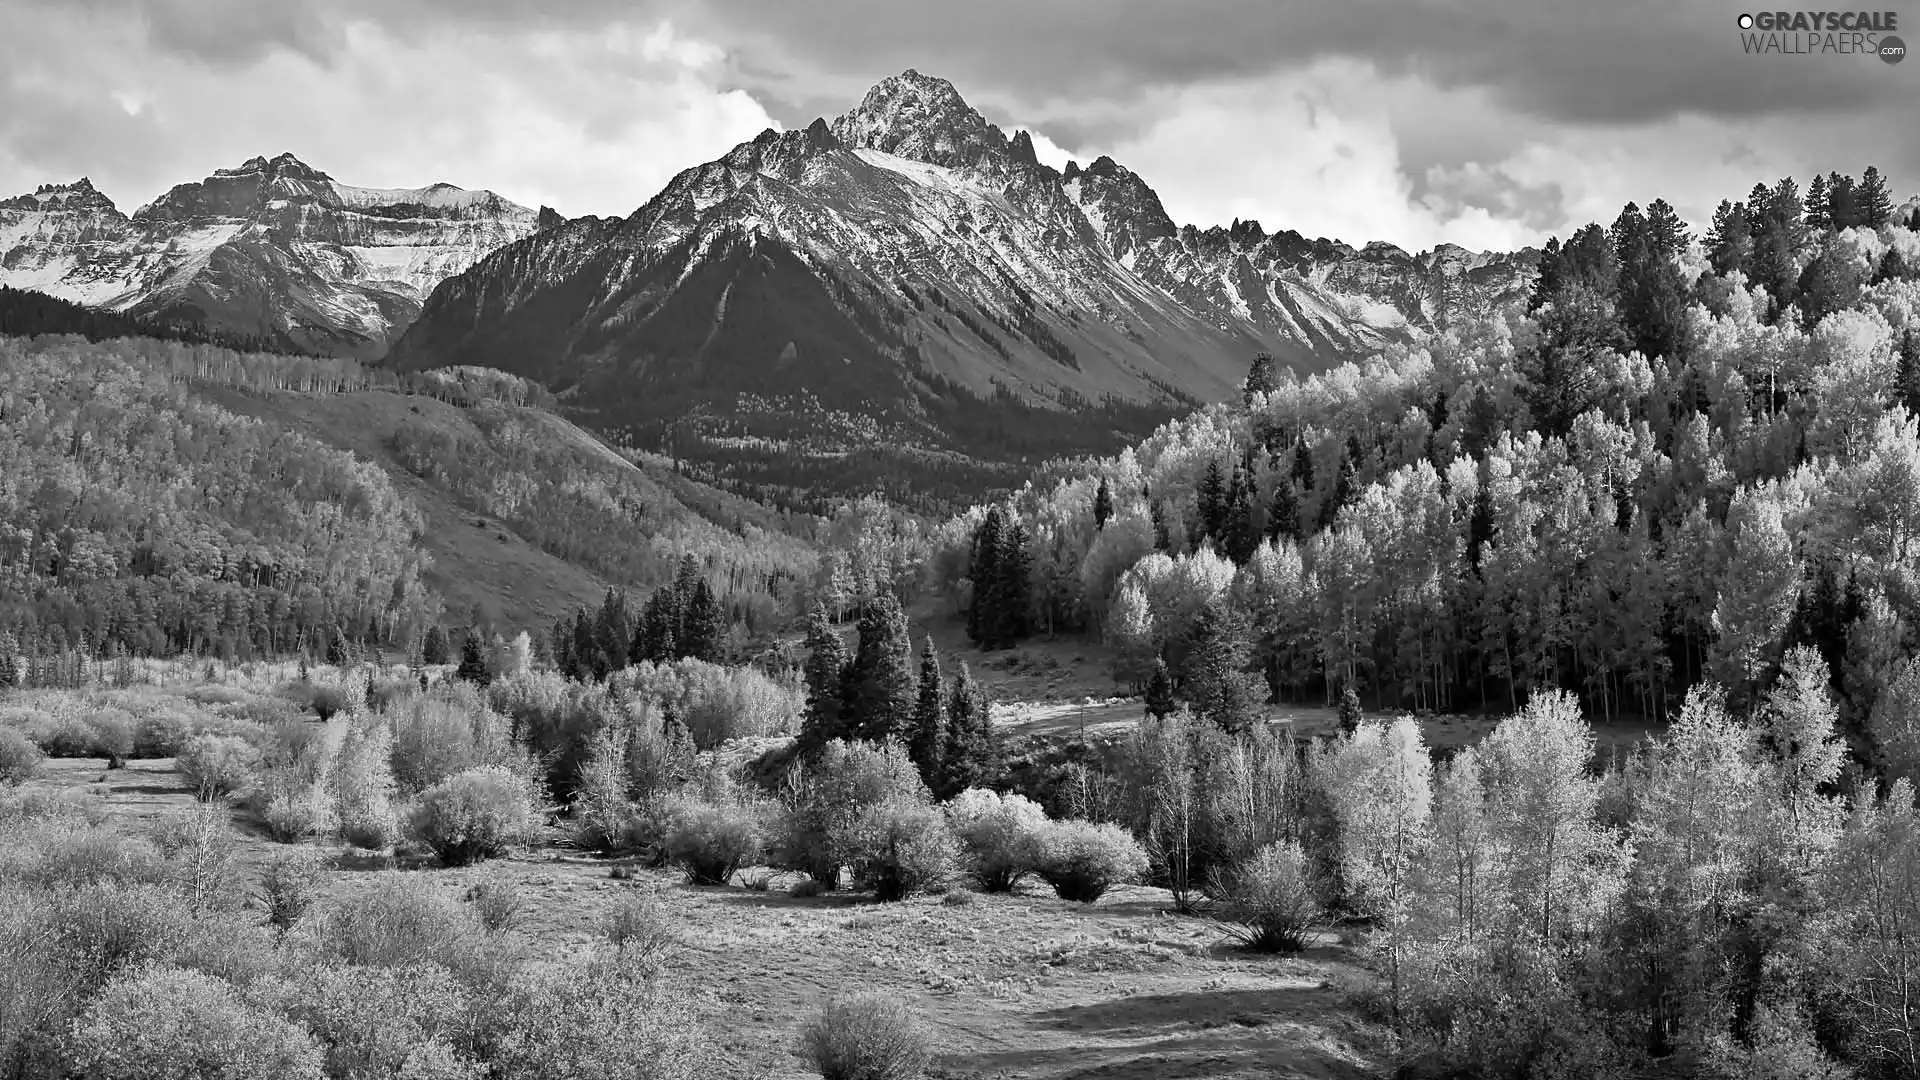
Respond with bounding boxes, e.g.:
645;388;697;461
388;692;515;795
620;659;803;748
789;878;826;898
84;710;137;766
64;964;325;1080
799;992;934;1080
174;734;262;802
150;806;242;912
1212;841;1322;954
304;873;481;974
941;886;977;907
331;716;399;849
849;801;957;902
0;728;43;785
256;847;329;932
603;893;676;969
773;740;928;890
663;798;767;886
945;789;1050;892
133;707;199;758
283;681;354;721
487;672;625;801
478;955;705;1080
267;963;479;1080
406;766;536;867
1036;820;1148;903
464;878;524;933
262;777;338;843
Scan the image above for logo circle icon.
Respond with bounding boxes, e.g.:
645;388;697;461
1738;13;1754;28
1882;34;1907;63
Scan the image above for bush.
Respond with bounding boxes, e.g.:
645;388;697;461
0;728;43;785
478;955;705;1080
406;766;537;867
945;788;1050;892
1213;841;1322;954
84;710;137;766
799;992;934;1080
256;847;329;932
849;801;957;902
464;879;524;933
283;681;354;721
331;716;399;849
663;798;767;886
267;963;479;1080
789;878;826;898
304;873;483;975
1036;820;1148;903
64;964;325;1080
603;893;676;969
387;692;515;795
773;740;928;890
174;734;262;802
941;886;977;907
133;706;200;758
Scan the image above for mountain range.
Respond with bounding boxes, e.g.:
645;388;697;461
1;71;1538;503
0;154;556;356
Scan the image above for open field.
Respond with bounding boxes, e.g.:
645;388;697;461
23;752;1389;1080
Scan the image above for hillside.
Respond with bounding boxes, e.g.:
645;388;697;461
388;71;1533;508
0;333;819;656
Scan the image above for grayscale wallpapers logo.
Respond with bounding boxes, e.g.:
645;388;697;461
1736;10;1905;61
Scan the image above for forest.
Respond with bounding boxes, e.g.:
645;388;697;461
900;170;1920;773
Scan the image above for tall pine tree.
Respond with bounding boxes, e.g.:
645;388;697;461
799;602;851;754
1197;458;1228;543
456;629;491;686
909;635;946;785
941;661;1000;796
846;592;915;743
967;507;1005;646
991;523;1031;649
1093;477;1114;532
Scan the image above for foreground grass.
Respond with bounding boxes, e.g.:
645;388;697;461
27;753;1387;1080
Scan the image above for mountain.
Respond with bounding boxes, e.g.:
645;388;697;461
0;154;548;357
387;70;1535;506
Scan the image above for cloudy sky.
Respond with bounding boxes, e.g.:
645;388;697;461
0;0;1911;252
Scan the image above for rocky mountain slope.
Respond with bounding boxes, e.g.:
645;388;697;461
387;71;1534;505
0;154;552;356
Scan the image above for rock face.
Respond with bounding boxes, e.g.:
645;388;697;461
391;72;1534;468
0;154;546;356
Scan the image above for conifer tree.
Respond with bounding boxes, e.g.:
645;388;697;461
456;629;491;686
1267;478;1299;542
967;507;1005;646
1093;477;1114;532
909;635;946;784
799;602;851;754
1144;656;1178;720
1150;500;1172;552
991;523;1032;649
1707;200;1754;278
1338;681;1364;736
942;661;1000;795
1806;173;1831;230
1291;436;1316;492
422;625;450;666
846;592;915;743
1900;331;1920;418
681;579;727;662
1859;165;1894;228
1198;458;1228;542
1182;600;1263;733
595;588;631;674
0;632;16;689
572;609;604;681
1827;172;1858;229
1224;465;1260;565
1243;351;1279;406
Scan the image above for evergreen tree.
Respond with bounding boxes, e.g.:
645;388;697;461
633;588;678;665
326;625;351;667
799;602;851;753
0;633;15;689
941;661;1000;795
1223;465;1260;565
1291;436;1316;492
1467;479;1496;574
1707;200;1754;278
846;592;915;743
1093;477;1114;532
909;636;946;784
594;588;631;674
1144;655;1178;720
1874;245;1909;285
991;523;1031;649
421;625;450;666
1181;600;1264;733
1798;248;1868;327
1320;438;1361;531
1243;351;1280;406
456;629;491;686
1806;173;1831;230
681;579;727;663
1267;477;1299;542
967;507;1005;646
1899;330;1920;418
1338;681;1364;736
1859;165;1894;228
1197;458;1228;542
1150;500;1172;552
1827;172;1859;229
572;609;604;681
